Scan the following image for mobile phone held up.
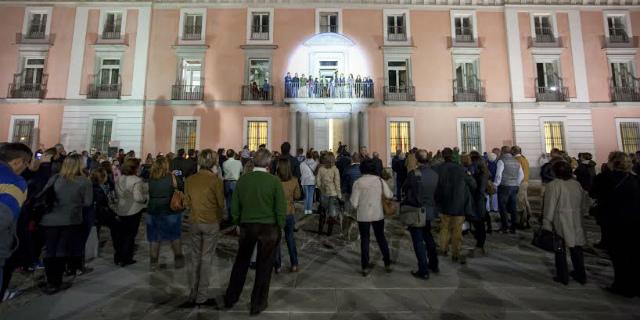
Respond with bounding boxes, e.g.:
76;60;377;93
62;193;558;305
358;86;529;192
174;170;183;176
35;152;43;160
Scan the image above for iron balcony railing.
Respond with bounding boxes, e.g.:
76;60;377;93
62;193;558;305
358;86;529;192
610;72;640;102
88;75;121;99
534;27;555;43
387;29;407;41
609;28;630;43
15;33;54;44
384;85;415;101
8;73;48;99
284;82;374;99
242;84;273;101
453;76;486;102
535;76;568;102
25;31;46;39
320;24;338;33
455;27;474;43
172;84;204;100
251;31;269;40
183;26;202;40
102;31;122;40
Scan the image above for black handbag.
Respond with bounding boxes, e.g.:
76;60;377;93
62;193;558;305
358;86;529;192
31;175;59;223
532;226;563;253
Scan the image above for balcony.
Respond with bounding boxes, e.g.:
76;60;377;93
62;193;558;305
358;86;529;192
15;32;54;45
283;82;374;102
172;84;203;100
387;32;407;42
88;75;121;99
610;74;640;102
604;29;638;48
529;29;562;48
320;25;338;33
384;86;415;102
242;84;273;103
453;77;485;102
102;31;122;40
8;73;48;99
251;31;269;41
536;84;568;103
182;26;202;41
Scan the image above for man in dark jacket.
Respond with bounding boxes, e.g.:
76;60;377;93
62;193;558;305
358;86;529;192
270;142;300;179
336;145;351;192
392;149;408;200
372;152;383;177
574;152;596;192
402;149;439;279
434;148;476;264
171;149;197;178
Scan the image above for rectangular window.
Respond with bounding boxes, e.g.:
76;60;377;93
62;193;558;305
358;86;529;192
387;61;407;92
175;120;198;152
455;61;478;90
183;14;203;40
11;118;35;147
533;15;554;41
247;120;268;151
180;59;202;88
22;58;45;86
27;13;47;39
459;121;482;153
99;59;120;85
320;12;338;33
90;119;113;154
611;62;634;88
536;62;559;88
543;121;565;153
103;12;123;39
454;16;473;42
389;121;411;154
251;13;270;40
248;59;270;86
387;15;406;41
619;121;640;153
608;16;629;43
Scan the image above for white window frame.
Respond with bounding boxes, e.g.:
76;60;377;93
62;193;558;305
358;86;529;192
315;8;342;34
246;8;274;45
615;118;640;152
453;55;480;83
243;117;272;151
533;55;562;87
386;59;410;89
8;115;39;149
603;11;633;40
96;56;122;85
16;50;48;75
172;116;201;153
608;54;636;77
86;115;116;152
178;58;203;87
456;118;485;153
247;58;272;85
178;8;207;45
386;117;415;165
529;12;558;41
539;117;567;153
98;9;127;40
383;9;411;46
22;7;53;38
450;10;478;43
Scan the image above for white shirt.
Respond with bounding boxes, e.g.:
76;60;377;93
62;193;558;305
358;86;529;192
494;160;524;187
223;158;243;181
350;175;394;222
300;159;318;186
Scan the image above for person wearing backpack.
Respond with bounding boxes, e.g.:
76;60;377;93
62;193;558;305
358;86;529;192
401;149;439;280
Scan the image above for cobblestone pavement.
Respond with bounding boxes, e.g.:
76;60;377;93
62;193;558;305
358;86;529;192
1;207;639;320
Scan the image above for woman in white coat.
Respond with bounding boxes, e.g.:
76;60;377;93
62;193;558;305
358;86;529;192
300;150;318;215
543;160;587;285
350;159;394;276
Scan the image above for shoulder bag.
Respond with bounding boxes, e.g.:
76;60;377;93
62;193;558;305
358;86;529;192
380;178;397;218
170;174;186;212
399;169;426;227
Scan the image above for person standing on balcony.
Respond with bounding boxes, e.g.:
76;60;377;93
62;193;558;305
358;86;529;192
261;79;270;100
512;146;531;229
355;75;362;98
348;74;355;98
292;73;299;98
494;146;524;234
284;72;292;98
299;74;307;98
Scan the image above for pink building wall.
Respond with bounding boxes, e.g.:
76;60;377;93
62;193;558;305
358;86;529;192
478;11;511;102
45;7;75;99
0;7;25;99
145;9;178;100
411;11;452;102
205;9;245;101
581;11;610;102
592;107;640;164
343;9;384;101
0;105;64;148
557;13;577;99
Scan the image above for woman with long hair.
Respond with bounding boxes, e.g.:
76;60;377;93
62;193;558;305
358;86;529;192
148;156;184;270
469;151;490;256
316;152;341;236
300;150;318;215
274;158;302;273
39;154;93;294
114;158;148;267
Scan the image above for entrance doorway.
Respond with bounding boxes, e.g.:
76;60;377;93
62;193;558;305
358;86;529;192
313;118;347;152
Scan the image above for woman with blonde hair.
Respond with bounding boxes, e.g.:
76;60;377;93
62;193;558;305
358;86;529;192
39;154;93;294
114;158;147;267
148;156;184;270
316;152;341;236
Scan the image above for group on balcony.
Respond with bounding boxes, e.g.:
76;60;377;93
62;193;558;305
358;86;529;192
284;72;374;99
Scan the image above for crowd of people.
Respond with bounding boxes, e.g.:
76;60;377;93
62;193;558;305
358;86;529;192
0;140;639;315
284;72;375;99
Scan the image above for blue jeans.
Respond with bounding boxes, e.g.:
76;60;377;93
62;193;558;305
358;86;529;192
275;215;298;268
303;185;315;212
498;185;519;231
358;220;391;270
224;180;237;221
408;221;438;276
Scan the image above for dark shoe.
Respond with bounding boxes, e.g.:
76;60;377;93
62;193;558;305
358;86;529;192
553;277;569;286
384;264;393;273
290;266;299;273
459;255;467;265
41;284;61;295
429;265;440;274
411;271;429;280
120;259;137;267
178;300;197;309
197;298;218;307
486;228;493;234
76;267;93;276
175;255;185;269
508;229;516;234
570;271;586;285
249;262;257;270
361;268;371;277
274;267;282;274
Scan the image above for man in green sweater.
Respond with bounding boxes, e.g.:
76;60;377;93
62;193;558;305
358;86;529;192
224;148;286;315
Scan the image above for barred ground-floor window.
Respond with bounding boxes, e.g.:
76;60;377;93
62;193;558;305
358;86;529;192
174;118;198;152
458;119;483;153
247;120;269;151
10;116;37;148
389;120;411;154
618;120;640;153
543;121;565;153
90;119;113;154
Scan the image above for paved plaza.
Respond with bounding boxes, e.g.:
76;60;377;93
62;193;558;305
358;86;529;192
1;208;639;320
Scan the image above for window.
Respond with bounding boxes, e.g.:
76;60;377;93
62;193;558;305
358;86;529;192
536;61;559;89
320;12;338;33
459;120;483;153
619;121;640;153
608;15;629;43
543;121;565;153
183;14;203;40
251;12;270;40
11;118;35;147
455;61;478;90
533;15;554;42
102;12;123;39
175;120;198;152
247;120;268;151
389;121;411;154
454;16;473;42
611;62;635;88
248;59;270;86
387;61;408;92
22;58;45;87
99;59;120;85
387;15;406;41
27;13;47;39
90;119;113;154
180;59;202;88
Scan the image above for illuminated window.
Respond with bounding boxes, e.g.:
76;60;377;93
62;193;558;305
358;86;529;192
536;61;560;89
459;120;482;153
247;120;268;151
180;59;202;87
11;118;35;147
91;119;113;154
543;121;565;153
389;121;411;154
248;59;270;86
175;120;198;152
619;121;640;153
